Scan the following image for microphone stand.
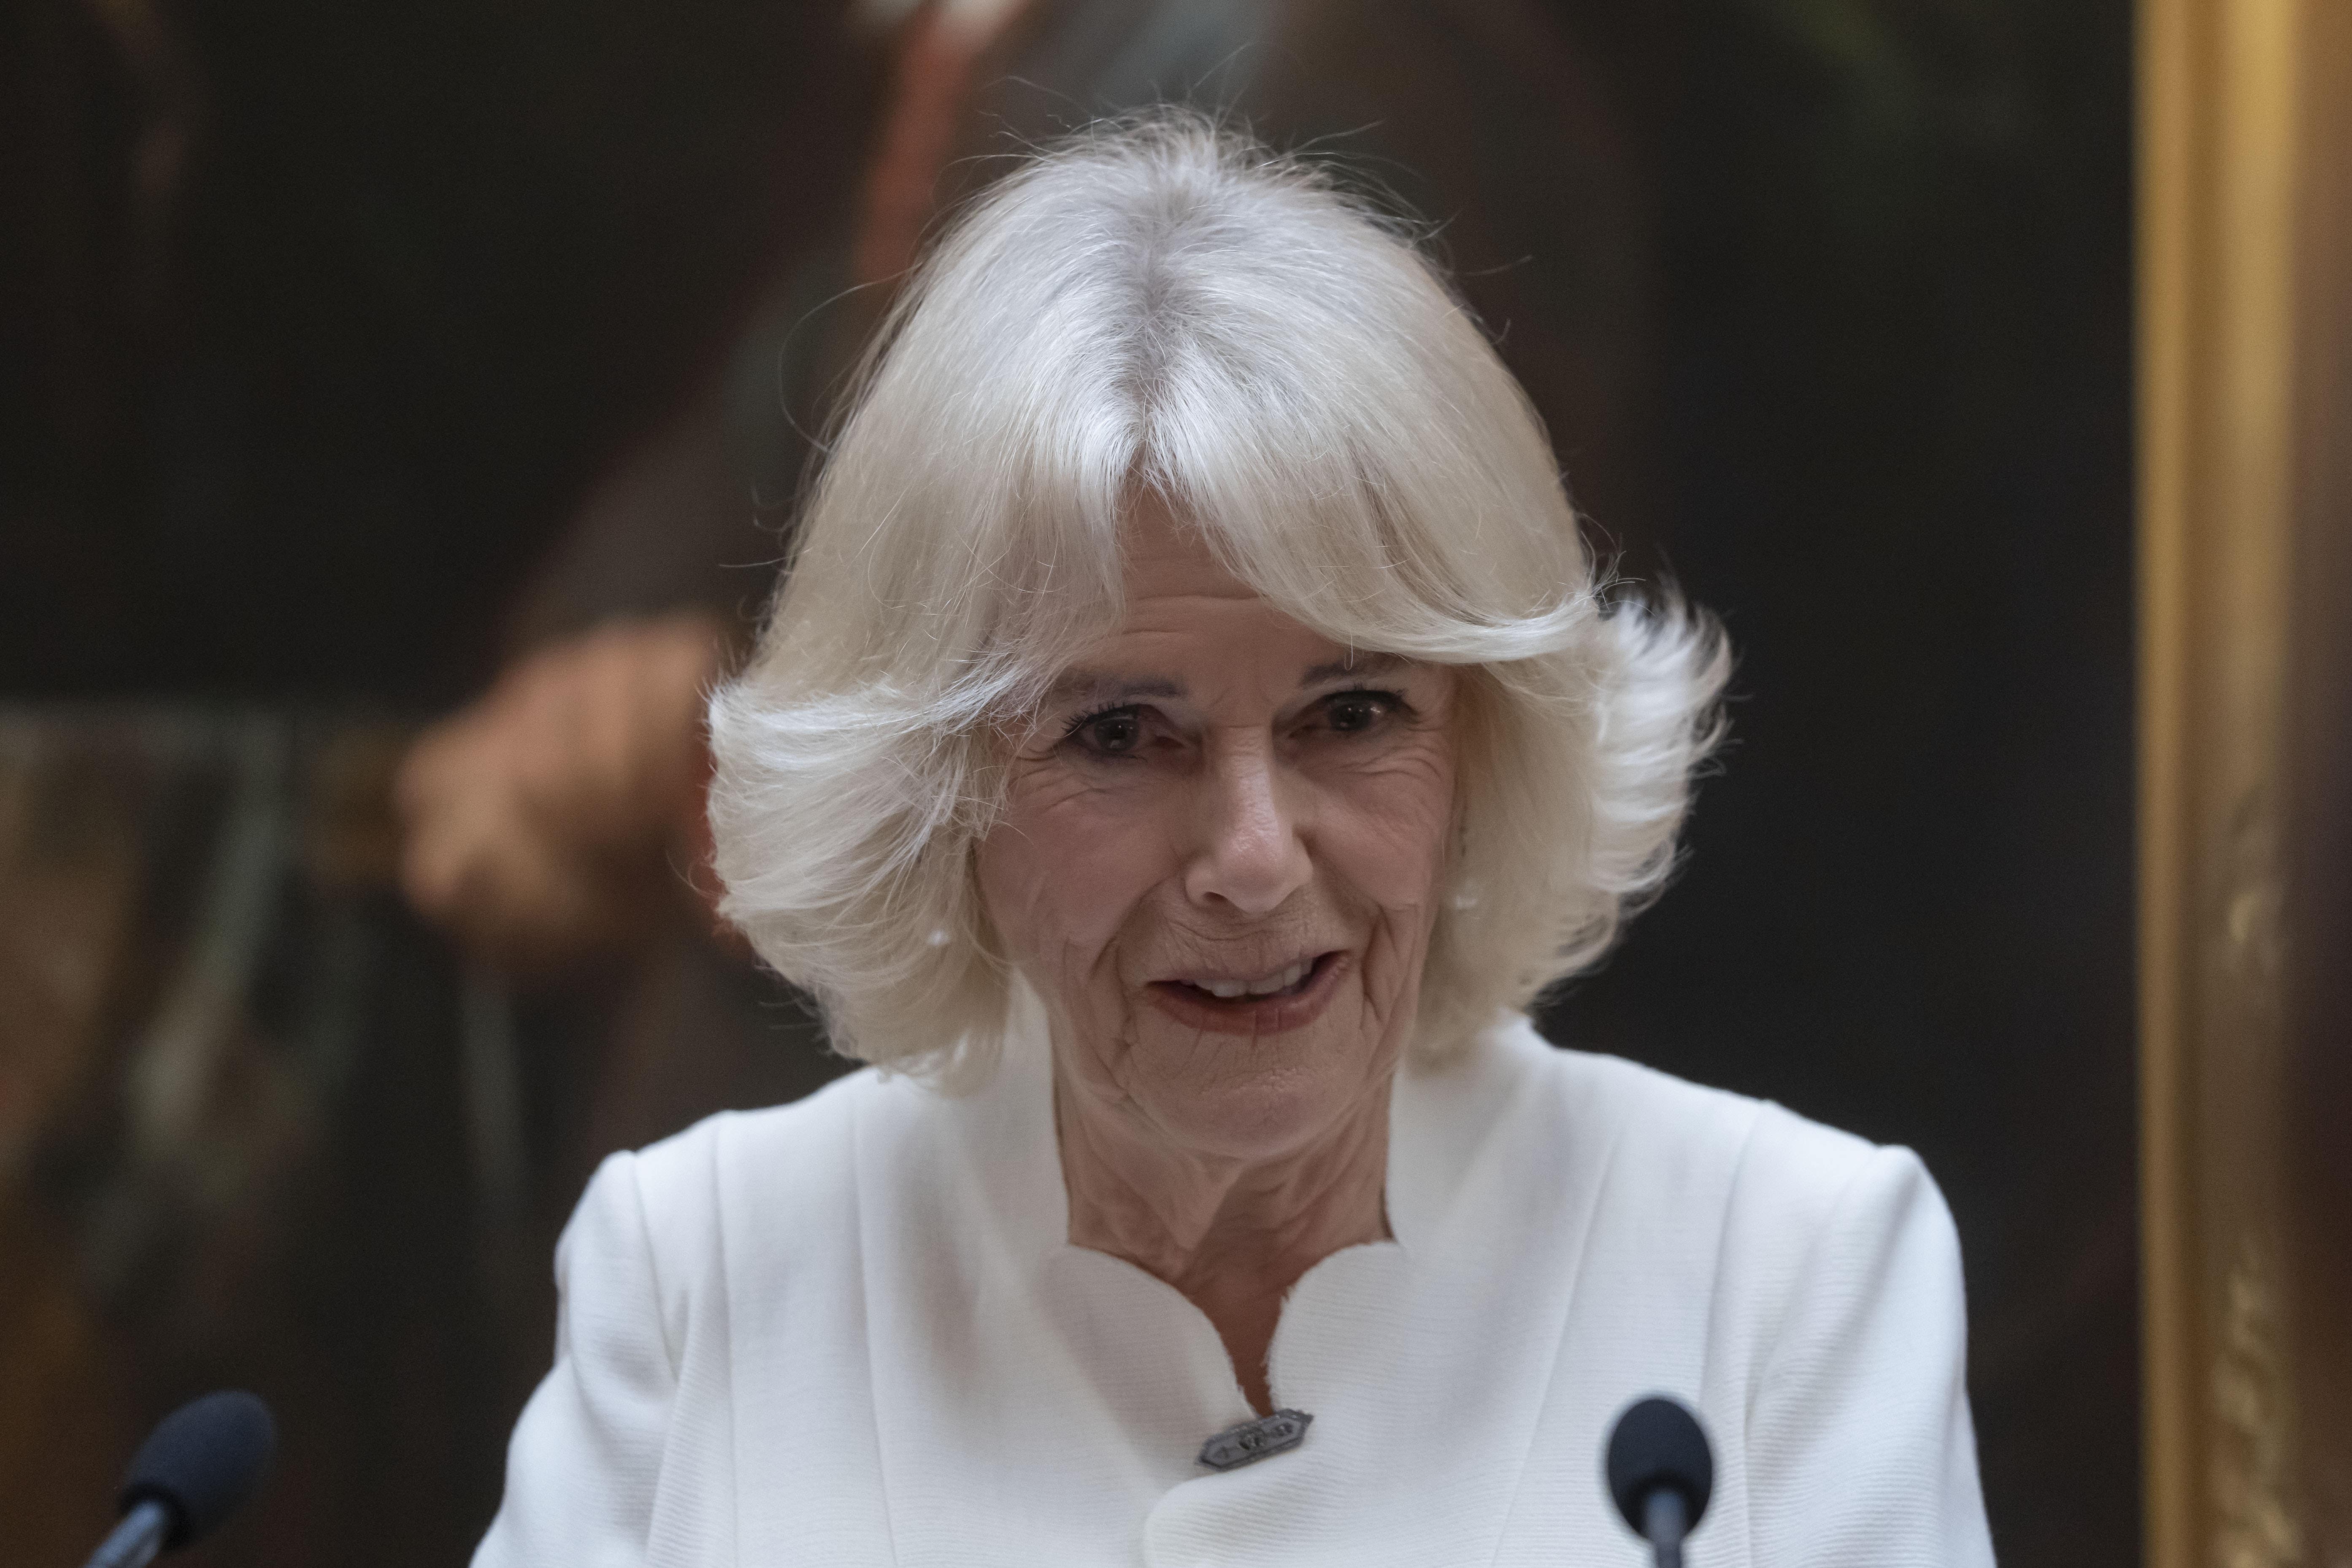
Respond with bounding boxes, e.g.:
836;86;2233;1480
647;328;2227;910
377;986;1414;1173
1641;1487;1691;1568
82;1499;172;1568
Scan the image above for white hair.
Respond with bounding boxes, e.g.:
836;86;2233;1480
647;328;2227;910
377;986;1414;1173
707;113;1728;1087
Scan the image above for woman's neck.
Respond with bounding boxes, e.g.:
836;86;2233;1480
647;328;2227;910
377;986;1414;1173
1054;1071;1394;1417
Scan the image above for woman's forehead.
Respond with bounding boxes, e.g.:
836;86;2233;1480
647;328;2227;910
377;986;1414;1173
1044;648;1415;711
1057;496;1433;705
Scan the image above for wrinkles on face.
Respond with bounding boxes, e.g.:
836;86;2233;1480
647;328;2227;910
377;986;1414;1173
993;696;1450;1116
972;507;1461;1414
979;506;1457;1166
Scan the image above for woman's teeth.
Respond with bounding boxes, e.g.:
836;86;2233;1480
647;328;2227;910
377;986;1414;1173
1199;958;1313;1000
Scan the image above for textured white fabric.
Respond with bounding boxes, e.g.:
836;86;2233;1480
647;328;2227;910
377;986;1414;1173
475;1010;1995;1567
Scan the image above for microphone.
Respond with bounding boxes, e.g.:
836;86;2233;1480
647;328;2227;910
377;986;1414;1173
83;1391;277;1568
1604;1395;1714;1568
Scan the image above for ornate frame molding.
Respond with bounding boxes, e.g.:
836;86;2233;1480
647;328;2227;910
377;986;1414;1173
2138;0;2352;1560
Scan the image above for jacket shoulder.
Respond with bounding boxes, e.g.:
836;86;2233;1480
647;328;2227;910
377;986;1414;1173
598;1065;888;1346
1487;1022;1945;1315
1519;1025;1896;1219
630;1062;881;1203
1517;1027;1963;1386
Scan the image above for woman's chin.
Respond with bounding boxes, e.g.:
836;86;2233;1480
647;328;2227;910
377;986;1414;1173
1121;1016;1384;1161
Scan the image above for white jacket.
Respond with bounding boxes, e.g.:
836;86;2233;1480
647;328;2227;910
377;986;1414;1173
476;1009;1994;1567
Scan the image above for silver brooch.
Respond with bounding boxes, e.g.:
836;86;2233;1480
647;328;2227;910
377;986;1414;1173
1197;1409;1314;1471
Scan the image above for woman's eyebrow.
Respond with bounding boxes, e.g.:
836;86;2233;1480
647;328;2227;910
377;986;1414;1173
1046;671;1186;707
1298;652;1408;688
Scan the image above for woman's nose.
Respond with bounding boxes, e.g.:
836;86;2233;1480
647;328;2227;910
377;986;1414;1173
1181;735;1311;915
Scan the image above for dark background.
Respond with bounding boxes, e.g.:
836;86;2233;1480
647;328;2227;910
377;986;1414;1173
1;0;2137;1563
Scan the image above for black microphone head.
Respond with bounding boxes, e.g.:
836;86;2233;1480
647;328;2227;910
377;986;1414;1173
1605;1395;1714;1536
119;1390;277;1550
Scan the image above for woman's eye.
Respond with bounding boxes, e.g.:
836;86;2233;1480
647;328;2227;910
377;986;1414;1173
1070;708;1144;755
1321;690;1400;734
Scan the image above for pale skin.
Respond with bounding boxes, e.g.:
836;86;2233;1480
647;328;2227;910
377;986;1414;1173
976;500;1460;1416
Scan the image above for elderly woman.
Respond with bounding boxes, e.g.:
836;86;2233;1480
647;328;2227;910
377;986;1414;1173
475;118;1993;1566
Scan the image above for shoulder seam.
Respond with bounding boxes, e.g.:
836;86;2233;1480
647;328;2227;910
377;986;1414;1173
616;1149;682;1382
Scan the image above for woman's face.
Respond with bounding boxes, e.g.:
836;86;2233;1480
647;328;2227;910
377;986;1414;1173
977;505;1459;1163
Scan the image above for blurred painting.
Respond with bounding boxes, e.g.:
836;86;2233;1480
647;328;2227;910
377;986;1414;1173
2;0;2142;1563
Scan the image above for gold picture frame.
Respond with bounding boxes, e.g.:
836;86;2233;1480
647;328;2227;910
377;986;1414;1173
2138;0;2352;1560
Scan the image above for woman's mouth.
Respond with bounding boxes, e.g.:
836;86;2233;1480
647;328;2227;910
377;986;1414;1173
1147;951;1344;1035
